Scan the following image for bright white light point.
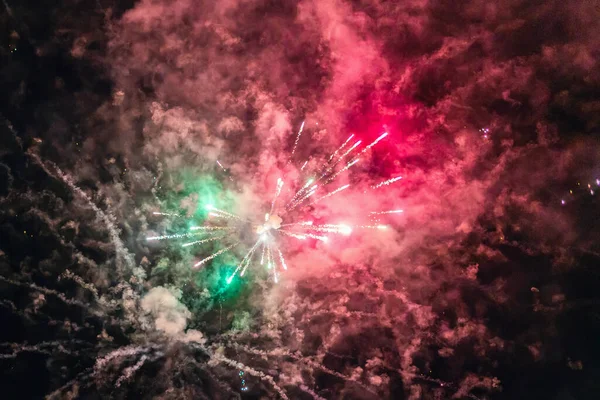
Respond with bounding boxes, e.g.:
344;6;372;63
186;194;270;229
226;275;234;284
377;225;388;230
265;213;269;222
561;199;565;205
592;190;595;195
340;224;352;235
596;179;599;185
205;204;214;211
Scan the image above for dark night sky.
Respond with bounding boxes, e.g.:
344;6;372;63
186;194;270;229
2;0;600;399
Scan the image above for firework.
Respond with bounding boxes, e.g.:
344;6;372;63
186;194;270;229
182;234;229;248
152;211;179;217
315;184;350;203
193;242;240;269
369;209;404;215
216;160;234;181
328;134;355;162
147;123;399;284
147;231;208;241
269;178;284;215
279;230;307;241
324;159;359;184
289;120;305;159
372;176;402;189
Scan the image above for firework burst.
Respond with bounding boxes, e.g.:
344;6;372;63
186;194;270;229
148;122;404;285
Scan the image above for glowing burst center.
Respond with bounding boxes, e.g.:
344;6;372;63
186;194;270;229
257;214;283;236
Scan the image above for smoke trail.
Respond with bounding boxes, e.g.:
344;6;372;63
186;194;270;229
27;152;134;275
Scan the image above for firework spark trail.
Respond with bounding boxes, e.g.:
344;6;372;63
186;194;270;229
286;186;318;211
193;242;240;269
372;176;402;189
356;224;389;230
370;209;404;215
303;226;339;233
279;230;307;240
189;225;232;231
327;134;355;162
286;134;354;209
303;233;328;242
314;184;350;203
324;159;360;185
152;211;180;217
302;224;352;235
238;239;263;278
285;183;316;211
261;241;279;281
182;234;230;248
325;158;360;184
275;246;288;270
244;239;261;264
147;230;219;241
266;243;273;268
288;178;315;206
354;132;388;159
337;140;362;163
281;220;313;227
342;133;389;178
300;160;308;170
269;178;284;215
318;140;362;181
260;242;266;265
289;120;305;159
206;206;248;222
288;183;318;209
216;160;234;182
